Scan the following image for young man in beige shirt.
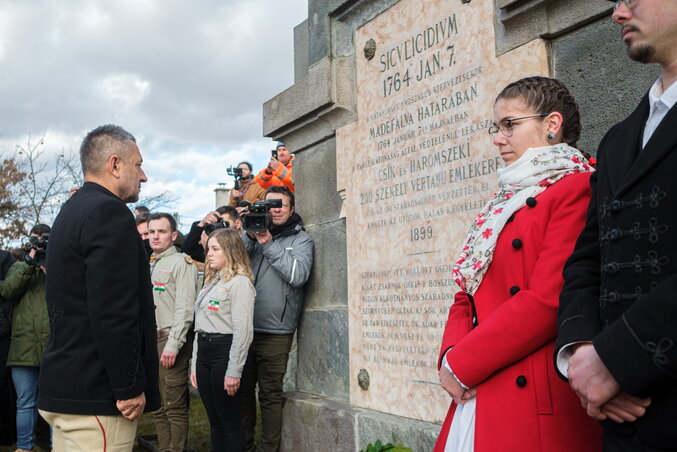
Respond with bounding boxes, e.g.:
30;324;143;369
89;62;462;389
148;213;198;452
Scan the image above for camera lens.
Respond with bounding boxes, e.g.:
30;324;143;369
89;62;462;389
204;220;229;235
204;224;217;235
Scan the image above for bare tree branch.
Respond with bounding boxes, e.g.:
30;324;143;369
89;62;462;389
0;136;181;246
13;136;82;226
131;192;179;214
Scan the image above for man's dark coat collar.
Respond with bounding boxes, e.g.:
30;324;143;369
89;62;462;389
80;181;122;201
606;94;677;197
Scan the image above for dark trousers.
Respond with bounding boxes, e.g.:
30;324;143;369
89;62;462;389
604;427;677;452
0;335;15;445
196;333;245;452
240;333;293;452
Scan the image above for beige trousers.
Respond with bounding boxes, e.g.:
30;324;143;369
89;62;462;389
39;409;137;452
153;334;192;452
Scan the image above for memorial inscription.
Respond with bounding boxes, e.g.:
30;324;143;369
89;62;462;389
336;0;549;423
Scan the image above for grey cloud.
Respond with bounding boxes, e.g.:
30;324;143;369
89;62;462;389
0;0;306;224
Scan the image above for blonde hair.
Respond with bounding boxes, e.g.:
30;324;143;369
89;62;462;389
204;228;254;283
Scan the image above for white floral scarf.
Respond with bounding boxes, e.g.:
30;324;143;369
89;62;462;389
451;144;594;295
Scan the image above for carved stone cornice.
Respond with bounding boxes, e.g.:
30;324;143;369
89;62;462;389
495;0;612;55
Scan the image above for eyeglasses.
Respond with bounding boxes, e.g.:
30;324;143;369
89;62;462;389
488;114;549;138
612;0;639;9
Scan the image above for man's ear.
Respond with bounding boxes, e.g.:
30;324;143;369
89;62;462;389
171;231;179;242
108;154;122;178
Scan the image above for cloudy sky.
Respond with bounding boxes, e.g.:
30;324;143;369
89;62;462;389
0;0;307;228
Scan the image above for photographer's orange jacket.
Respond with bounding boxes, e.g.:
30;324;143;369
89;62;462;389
254;156;294;192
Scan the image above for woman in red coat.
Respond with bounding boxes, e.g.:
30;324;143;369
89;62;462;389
434;77;602;452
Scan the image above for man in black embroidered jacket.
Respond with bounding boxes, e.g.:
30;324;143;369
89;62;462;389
38;125;160;452
555;1;677;451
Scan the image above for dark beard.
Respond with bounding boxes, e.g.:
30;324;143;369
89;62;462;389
627;44;655;64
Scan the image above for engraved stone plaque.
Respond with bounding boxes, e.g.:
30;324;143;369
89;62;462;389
336;0;549;422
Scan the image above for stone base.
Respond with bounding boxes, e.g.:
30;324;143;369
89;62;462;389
357;409;441;452
280;392;440;452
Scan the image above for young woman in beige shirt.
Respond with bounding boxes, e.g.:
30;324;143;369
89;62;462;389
190;228;255;452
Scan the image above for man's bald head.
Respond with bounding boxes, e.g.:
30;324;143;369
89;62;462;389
80;124;137;176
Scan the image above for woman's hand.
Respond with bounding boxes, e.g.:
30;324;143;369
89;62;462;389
461;386;477;403
190;372;198;389
224;376;240;396
439;366;475;405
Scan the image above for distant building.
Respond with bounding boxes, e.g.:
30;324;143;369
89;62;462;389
214;183;230;208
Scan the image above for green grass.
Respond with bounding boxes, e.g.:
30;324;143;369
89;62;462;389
0;446;48;452
134;392;261;452
0;442;49;452
134;393;217;452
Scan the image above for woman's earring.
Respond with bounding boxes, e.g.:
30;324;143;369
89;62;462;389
546;132;555;142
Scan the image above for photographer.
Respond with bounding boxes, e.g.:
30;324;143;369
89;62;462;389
0;224;51;452
254;142;295;192
228;161;265;208
182;206;242;263
239;186;313;452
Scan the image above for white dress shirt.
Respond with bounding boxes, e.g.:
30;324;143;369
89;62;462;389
643;77;677;147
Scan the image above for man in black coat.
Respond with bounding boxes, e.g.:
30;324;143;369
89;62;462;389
38;125;160;451
555;1;677;451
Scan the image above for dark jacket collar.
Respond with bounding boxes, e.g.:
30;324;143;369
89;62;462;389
270;212;304;238
80;181;122;201
605;94;677;198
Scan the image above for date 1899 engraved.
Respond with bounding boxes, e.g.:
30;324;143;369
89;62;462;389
410;225;433;241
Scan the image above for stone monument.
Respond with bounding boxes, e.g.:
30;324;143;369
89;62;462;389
337;0;548;423
262;0;657;450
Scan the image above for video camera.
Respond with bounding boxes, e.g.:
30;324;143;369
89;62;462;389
23;234;49;267
226;166;243;178
240;199;282;232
